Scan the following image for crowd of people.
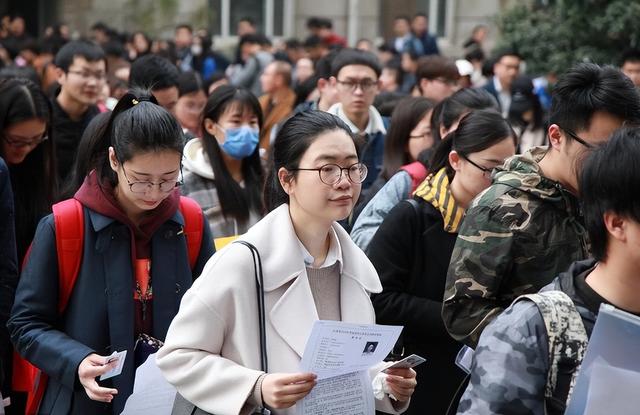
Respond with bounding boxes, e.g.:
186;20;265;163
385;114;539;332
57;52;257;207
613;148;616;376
1;9;640;415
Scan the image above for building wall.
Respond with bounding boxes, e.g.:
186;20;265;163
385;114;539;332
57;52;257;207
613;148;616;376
53;0;504;55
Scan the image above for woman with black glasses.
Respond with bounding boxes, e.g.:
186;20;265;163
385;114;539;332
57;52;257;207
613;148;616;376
8;90;214;415
157;111;417;414
369;109;517;415
0;77;56;414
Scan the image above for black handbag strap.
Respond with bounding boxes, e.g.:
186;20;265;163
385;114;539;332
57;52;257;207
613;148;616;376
234;241;268;373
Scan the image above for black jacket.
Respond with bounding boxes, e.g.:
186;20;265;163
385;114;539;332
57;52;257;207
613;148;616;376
369;198;465;415
0;157;18;395
51;97;100;182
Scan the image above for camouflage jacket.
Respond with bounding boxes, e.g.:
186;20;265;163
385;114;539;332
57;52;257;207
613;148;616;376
457;259;598;415
443;147;590;347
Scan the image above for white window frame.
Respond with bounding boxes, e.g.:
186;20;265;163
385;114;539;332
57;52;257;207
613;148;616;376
218;0;292;38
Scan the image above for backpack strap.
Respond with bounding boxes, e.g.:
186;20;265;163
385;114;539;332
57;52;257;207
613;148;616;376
179;196;204;270
516;291;588;413
51;199;85;313
400;161;428;194
22;199;85;414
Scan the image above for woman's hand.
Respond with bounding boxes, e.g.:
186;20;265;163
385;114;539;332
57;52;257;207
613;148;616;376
384;368;417;402
77;353;119;402
261;372;317;409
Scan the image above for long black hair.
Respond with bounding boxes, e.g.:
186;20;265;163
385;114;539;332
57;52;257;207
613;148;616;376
0;77;57;261
201;85;264;223
431;88;499;144
265;110;356;211
430;109;517;181
85;88;185;187
381;96;434;180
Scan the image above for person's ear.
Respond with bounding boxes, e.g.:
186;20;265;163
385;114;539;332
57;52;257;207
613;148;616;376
203;118;216;136
440;124;449;140
449;150;462;172
603;211;627;243
55;66;66;85
329;76;337;87
108;147;119;172
317;77;327;91
547;124;563;151
278;167;294;195
419;78;429;96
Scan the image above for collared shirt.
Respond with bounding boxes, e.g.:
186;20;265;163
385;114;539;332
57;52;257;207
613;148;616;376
493;76;511;117
297;226;344;272
327;103;387;136
394;35;411;53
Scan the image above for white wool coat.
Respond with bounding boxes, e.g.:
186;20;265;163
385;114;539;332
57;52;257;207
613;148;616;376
157;204;408;415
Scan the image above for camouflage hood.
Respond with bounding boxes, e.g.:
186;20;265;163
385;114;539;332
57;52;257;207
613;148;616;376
492;146;578;215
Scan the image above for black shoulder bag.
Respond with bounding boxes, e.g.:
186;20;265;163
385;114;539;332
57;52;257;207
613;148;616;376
171;241;270;415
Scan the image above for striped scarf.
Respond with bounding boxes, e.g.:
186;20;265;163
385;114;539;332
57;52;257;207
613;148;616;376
413;168;465;233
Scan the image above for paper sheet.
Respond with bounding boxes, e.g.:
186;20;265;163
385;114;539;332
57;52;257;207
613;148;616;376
120;353;176;415
299;321;402;380
297;321;402;415
297;371;374;415
582;362;640;415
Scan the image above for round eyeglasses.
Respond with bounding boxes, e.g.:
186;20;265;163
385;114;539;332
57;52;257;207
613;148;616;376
291;162;368;186
3;133;48;148
121;166;183;194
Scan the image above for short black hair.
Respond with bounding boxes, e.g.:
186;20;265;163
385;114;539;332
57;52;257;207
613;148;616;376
306;17;323;30
492;48;521;63
416;55;459;81
318;18;333;29
285;38;302;49
384;57;404;87
314;49;339;80
175;23;193;33
620;48;640;66
54;40;106;72
129;54;179;90
239;16;256;26
331;48;382;78
549;63;640;136
303;35;328;49
90;22;110;32
580;127;640;261
238;33;269;48
177;71;205;97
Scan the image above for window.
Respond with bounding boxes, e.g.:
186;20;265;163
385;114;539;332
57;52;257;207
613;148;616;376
210;0;285;37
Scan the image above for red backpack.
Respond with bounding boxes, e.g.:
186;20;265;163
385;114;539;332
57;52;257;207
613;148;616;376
13;196;203;414
400;161;429;194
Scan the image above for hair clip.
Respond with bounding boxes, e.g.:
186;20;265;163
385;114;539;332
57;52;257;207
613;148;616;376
132;98;139;105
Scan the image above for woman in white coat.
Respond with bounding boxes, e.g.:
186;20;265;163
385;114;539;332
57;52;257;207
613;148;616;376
157;110;417;415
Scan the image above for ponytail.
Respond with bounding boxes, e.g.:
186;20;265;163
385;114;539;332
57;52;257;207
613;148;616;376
70;89;184;189
429;109;517;180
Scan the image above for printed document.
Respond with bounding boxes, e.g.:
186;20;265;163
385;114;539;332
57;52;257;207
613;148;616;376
297;321;403;415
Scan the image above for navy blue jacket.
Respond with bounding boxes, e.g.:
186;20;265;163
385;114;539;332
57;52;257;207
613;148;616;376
8;205;214;415
481;78;501;112
360;125;388;190
0;157;18;394
407;32;440;56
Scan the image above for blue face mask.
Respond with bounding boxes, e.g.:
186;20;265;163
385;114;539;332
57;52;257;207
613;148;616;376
219;125;259;159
